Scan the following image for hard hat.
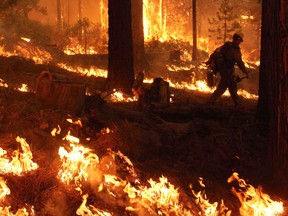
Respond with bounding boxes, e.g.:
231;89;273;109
233;33;244;42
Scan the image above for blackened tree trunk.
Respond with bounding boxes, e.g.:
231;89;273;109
106;0;137;93
257;0;288;191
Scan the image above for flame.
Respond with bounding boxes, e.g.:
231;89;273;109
0;37;51;64
20;37;31;42
0;177;10;201
58;141;99;185
0;137;38;175
0;177;31;215
18;84;28;92
66;118;83;127
0;206;29;216
0;78;8;88
138;176;193;215
107;90;136;103
57;63;107;78
190;178;231;215
76;194;112;216
100;127;110;134
228;172;284;216
51;125;61;136
64;38;98;55
241;15;254;20
63;131;80;144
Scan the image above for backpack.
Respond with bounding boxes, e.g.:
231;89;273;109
205;42;232;72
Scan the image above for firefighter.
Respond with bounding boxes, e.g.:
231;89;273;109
206;33;249;107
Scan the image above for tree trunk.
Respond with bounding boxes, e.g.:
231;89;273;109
270;0;288;190
67;0;70;26
256;1;273;122
131;0;145;74
258;0;288;191
57;0;63;31
192;0;197;61
107;0;144;94
78;0;83;43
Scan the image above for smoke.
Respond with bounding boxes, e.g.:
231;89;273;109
42;190;69;216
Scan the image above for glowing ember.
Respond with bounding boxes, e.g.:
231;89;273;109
66;118;83;127
0;137;38;175
108;90;136;103
0;79;8;88
100;127;111;134
20;37;31;42
18;84;28;92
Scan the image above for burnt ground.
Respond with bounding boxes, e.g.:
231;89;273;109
0;54;287;215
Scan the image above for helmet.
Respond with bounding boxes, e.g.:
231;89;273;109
233;33;243;42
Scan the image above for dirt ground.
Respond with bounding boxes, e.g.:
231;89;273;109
0;52;286;215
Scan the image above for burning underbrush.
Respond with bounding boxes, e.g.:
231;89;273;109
0;86;286;215
0;37;286;215
0;121;285;215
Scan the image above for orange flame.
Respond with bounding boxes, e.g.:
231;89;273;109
58;141;99;185
0;137;38;175
228;172;284;216
0;78;8;88
18;84;28;92
51;125;61;137
0;177;10;201
76;194;111;216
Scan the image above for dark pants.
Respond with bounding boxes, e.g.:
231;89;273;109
208;69;239;106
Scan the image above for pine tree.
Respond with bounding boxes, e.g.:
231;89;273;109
208;0;241;44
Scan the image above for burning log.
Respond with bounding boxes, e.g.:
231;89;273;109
35;71;86;116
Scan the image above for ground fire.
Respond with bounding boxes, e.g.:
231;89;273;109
0;0;287;215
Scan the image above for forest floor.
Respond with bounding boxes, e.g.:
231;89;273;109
0;44;287;215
